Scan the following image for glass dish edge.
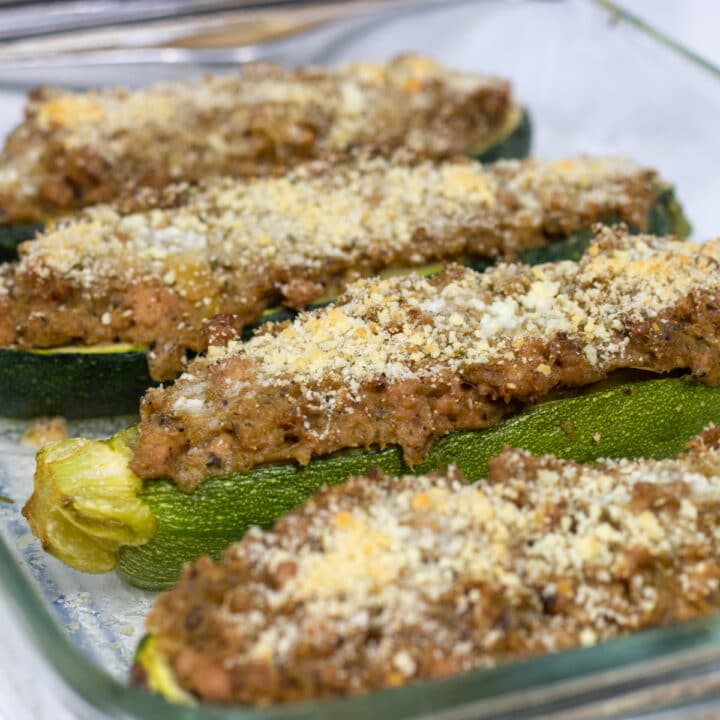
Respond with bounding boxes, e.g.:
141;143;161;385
2;1;720;718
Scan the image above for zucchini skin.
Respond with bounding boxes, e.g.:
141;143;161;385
474;107;531;163
518;183;689;266
0;347;155;419
118;445;406;589
0;223;42;262
131;635;195;706
0;185;689;420
115;376;720;589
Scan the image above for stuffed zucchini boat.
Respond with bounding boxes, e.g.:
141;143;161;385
0;54;530;255
23;228;720;588
0;155;688;418
131;428;720;705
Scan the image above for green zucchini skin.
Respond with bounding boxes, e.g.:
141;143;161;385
649;182;692;237
118;445;406;589
116;376;720;589
0;347;155;419
131;635;195;706
474;107;532;163
518;183;689;266
0;185;690;420
0;223;43;262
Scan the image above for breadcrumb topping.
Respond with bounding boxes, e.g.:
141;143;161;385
131;227;720;488
2;155;660;378
147;428;720;704
14;155;652;291
190;229;720;398
0;55;514;223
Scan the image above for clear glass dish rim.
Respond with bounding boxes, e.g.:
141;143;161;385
5;532;720;720
2;1;720;717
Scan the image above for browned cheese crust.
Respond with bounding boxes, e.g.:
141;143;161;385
0;55;512;224
147;427;720;705
131;228;720;490
0;156;658;379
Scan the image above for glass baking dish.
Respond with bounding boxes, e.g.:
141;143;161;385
2;1;720;717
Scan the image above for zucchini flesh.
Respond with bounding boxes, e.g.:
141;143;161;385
0;184;690;420
131;635;195;707
23;375;720;589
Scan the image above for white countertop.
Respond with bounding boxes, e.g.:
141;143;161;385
0;2;718;718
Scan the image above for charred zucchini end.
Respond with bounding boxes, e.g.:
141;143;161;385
131;635;195;706
22;426;156;573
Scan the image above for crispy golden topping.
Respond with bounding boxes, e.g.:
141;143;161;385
148;428;720;704
0;55;514;223
2;154;660;378
13;155;651;293
181;229;720;402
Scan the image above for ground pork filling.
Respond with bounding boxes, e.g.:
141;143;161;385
131;228;720;490
142;427;720;705
0;155;659;379
0;55;513;225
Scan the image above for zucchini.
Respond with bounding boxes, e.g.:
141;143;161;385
0;108;532;264
1;184;689;420
0;343;153;419
131;636;195;707
23;375;720;590
0;223;43;262
472;105;531;162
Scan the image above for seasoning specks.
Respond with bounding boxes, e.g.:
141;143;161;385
147;429;720;704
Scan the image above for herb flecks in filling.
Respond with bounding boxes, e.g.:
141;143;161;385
146;427;720;705
132;228;720;489
0;156;658;379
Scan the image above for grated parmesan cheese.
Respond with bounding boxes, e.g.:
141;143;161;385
147;428;720;704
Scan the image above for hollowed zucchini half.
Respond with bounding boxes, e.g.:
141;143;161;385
0;106;532;264
0;181;689;420
23;374;720;590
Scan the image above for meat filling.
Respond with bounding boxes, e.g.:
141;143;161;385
0;155;659;379
144;428;720;705
132;228;720;490
0;55;513;225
